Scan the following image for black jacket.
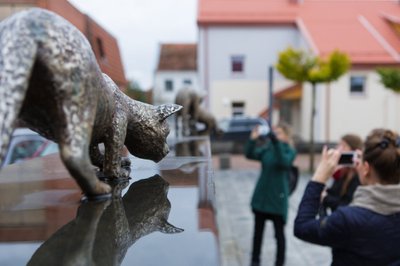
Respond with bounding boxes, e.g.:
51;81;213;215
322;173;360;212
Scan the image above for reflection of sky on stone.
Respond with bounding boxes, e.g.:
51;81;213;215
122;188;218;266
0;243;41;265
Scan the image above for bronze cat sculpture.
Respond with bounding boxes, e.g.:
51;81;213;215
175;87;221;137
0;8;181;197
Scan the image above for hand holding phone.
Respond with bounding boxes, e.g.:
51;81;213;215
258;125;270;137
250;126;260;140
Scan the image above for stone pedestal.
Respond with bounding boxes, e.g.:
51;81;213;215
0;136;218;266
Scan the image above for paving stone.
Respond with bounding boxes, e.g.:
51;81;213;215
214;169;331;266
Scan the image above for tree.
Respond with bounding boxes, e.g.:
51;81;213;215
324;51;351;143
125;80;147;103
276;48;349;172
376;68;400;92
377;67;400;130
276;47;316;82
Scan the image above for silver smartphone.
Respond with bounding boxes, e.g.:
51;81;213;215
338;152;356;166
258;125;270;137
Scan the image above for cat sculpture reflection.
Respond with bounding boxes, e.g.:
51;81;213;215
27;175;183;266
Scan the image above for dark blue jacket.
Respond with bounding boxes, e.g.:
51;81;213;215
294;181;400;266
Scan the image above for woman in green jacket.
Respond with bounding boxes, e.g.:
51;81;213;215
245;121;296;266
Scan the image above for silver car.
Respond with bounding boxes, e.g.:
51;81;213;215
3;128;48;165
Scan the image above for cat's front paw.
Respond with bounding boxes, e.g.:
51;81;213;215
103;166;131;180
82;181;112;201
118;166;131;179
120;157;131;167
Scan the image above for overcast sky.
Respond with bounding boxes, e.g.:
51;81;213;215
69;0;198;89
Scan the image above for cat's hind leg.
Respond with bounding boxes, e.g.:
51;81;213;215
57;102;111;198
59;137;111;197
0;34;37;167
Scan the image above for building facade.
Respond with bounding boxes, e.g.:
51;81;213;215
197;0;400;143
153;43;200;105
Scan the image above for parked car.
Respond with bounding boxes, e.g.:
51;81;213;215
212;116;269;142
32;140;59;157
2;128;58;165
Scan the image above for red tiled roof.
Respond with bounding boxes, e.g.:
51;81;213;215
198;0;299;25
157;44;197;71
198;0;400;65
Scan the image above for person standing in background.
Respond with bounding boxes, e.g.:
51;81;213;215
321;134;363;215
245;121;296;266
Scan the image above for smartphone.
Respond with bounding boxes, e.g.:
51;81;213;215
338;152;356;166
258;125;270;136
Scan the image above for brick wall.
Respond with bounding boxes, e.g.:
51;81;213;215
0;0;128;91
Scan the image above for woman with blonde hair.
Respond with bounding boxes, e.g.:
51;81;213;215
245;121;296;266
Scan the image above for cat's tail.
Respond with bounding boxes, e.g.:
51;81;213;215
0;32;38;168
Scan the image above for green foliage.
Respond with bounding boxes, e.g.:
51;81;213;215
308;59;330;84
126;80;147;102
376;68;400;93
327;50;350;81
276;47;315;82
276;47;350;85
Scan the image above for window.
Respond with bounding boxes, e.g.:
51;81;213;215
183;79;192;85
96;37;106;59
350;76;366;94
232;101;245;116
165;80;173;92
231;55;245;73
280;100;292;124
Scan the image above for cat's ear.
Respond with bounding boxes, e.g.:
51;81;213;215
158;219;184;234
156;104;182;121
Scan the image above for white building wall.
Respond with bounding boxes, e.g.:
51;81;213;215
153;71;200;105
207;26;300;81
299;70;400;143
329;71;400;141
198;25;302;119
198;28;206;103
300;83;313;142
290;100;302;139
211;80;268;119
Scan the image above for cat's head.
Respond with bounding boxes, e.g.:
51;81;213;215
125;102;181;162
102;73;181;162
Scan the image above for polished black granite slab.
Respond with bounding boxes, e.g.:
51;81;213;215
0;136;218;266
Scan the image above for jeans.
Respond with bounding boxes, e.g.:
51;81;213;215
251;210;285;266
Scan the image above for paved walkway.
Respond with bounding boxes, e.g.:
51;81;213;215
212;154;331;266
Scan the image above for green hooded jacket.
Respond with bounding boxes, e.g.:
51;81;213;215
245;139;296;223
